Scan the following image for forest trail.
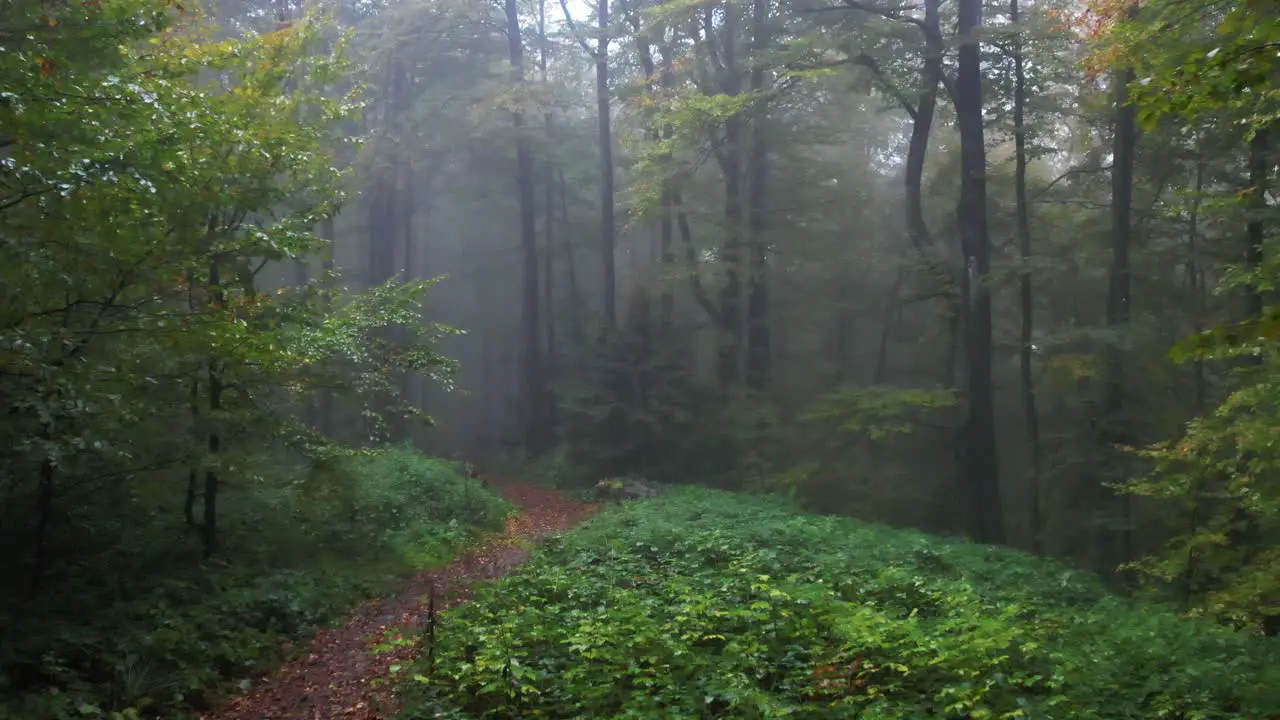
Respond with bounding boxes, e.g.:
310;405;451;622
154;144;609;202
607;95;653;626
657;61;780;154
202;481;599;720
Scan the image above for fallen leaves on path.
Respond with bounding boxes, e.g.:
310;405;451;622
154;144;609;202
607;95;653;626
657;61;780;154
203;481;598;720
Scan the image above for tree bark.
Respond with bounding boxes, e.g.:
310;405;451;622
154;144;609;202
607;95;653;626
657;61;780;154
1187;159;1205;411
598;0;617;330
560;168;585;351
745;0;770;391
1246;127;1269;330
630;7;676;334
715;4;745;389
203;259;225;560
1011;0;1042;554
539;0;559;432
317;215;336;438
1100;60;1137;572
954;0;1004;544
30;449;54;594
506;0;549;454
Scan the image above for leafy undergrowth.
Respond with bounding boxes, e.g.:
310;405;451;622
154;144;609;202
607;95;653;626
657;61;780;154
204;481;599;720
0;448;510;720
402;488;1280;720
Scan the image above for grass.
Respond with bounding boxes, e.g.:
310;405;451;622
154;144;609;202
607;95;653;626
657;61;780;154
402;487;1280;720
0;447;511;720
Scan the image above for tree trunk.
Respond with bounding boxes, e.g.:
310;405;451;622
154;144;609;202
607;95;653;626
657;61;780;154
745;0;770;392
506;0;549;454
1246;127;1268;330
30;449;54;594
1100;61;1137;572
539;0;559;432
954;0;1004;544
596;0;617;329
906;0;943;256
1187;159;1205;411
185;377;200;528
203;259;225;560
1011;0;1042;554
317;215;336;438
631;11;676;335
560;168;585;351
395;152;416;440
715;4;745;390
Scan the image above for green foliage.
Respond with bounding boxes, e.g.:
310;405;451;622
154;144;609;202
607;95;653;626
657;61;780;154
0;449;508;720
800;384;955;440
1127;359;1280;631
1090;0;1280;629
1101;0;1280;133
319;445;513;555
557;333;737;486
401;489;1280;719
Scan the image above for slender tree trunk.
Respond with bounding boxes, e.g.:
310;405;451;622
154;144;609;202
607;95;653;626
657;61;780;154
544;179;558;359
632;15;676;335
905;0;944;257
506;0;549;454
365;61;407;443
1011;0;1042;553
671;188;719;322
1182;157;1207;599
30;448;54;594
872;269;906;385
395;155;416;440
295;250;319;428
1246;127;1269;330
1226;126;1271;570
185;377;200;528
716;4;745;389
203;260;225;560
317;215;336;438
1187;160;1206;411
596;0;617;329
745;0;770;392
835;257;855;384
560;168;584;350
1102;61;1137;572
539;0;559;432
954;0;1004;544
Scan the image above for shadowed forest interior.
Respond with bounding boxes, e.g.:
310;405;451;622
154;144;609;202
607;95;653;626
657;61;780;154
3;0;1280;717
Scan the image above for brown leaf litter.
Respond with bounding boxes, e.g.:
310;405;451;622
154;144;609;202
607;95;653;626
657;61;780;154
202;481;598;720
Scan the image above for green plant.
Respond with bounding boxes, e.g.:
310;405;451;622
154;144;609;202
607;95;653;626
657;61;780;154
0;449;509;719
401;488;1280;719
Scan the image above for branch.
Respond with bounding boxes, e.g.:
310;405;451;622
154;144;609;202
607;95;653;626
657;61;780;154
801;0;926;30
852;53;919;122
1031;162;1113;202
0;183;58;212
557;0;599;59
672;188;723;325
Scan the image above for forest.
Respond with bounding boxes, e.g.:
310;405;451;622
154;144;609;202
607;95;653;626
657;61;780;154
2;0;1279;717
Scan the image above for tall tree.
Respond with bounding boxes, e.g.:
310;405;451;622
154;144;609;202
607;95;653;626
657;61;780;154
1102;60;1138;570
745;0;770;391
1011;0;1042;553
560;0;617;329
954;0;1004;543
506;0;549;452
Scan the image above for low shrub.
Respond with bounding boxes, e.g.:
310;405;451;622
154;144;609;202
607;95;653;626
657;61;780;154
0;447;510;720
402;488;1280;720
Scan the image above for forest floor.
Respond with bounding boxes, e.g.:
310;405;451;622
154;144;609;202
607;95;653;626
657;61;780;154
202;481;599;720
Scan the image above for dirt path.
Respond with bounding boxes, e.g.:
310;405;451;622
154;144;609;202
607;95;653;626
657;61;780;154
203;482;598;720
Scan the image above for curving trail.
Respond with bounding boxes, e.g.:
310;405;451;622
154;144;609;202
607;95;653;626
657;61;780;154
203;481;598;720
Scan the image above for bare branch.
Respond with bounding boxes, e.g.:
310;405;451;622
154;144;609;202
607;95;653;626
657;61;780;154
852;54;920;122
557;0;599;58
801;0;926;29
